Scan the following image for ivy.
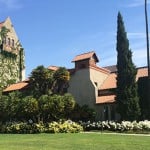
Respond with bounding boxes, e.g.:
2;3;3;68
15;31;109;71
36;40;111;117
0;25;25;89
1;49;17;59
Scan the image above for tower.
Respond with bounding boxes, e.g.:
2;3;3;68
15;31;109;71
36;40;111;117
0;17;25;89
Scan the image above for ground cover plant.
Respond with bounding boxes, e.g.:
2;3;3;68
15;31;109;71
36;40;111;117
0;133;149;150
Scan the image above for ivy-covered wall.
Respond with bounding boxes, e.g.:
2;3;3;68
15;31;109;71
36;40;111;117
0;48;25;89
0;17;25;90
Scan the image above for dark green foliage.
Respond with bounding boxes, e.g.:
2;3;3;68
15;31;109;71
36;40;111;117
29;65;54;97
0;65;95;123
0;26;10;44
138;77;150;120
19;48;25;81
116;12;140;121
29;66;70;97
20;96;39;121
0;92;22;122
38;94;75;122
0;92;76;123
1;50;17;58
70;104;96;121
52;67;70;94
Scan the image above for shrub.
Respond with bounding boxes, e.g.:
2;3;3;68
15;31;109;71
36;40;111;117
0;120;83;134
79;120;150;132
45;120;83;133
0;121;44;134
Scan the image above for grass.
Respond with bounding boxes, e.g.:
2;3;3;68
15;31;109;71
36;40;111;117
0;133;150;150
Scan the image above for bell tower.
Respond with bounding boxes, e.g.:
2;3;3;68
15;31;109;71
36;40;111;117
0;17;25;89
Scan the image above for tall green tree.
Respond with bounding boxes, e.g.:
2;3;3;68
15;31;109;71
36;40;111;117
116;12;140;121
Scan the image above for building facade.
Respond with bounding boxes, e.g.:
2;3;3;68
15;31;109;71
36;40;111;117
0;17;25;89
3;51;148;121
68;51;148;120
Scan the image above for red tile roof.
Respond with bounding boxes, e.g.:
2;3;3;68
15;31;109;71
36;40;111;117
136;67;148;80
96;95;116;104
100;73;117;90
104;65;117;73
100;67;148;90
72;51;99;62
90;65;110;74
48;66;59;71
3;82;28;92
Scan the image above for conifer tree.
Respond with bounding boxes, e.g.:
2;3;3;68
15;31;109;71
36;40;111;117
116;12;140;121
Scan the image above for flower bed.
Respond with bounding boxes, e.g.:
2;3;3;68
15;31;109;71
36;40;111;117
79;120;150;133
0;120;83;134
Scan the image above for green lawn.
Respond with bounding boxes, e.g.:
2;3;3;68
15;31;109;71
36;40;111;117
0;133;149;150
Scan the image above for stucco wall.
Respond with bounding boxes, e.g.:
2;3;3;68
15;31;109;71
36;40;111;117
90;68;109;89
68;68;96;108
68;67;110;120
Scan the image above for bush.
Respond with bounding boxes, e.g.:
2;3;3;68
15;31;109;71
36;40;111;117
0;120;83;134
45;120;83;133
79;120;150;133
0;121;44;134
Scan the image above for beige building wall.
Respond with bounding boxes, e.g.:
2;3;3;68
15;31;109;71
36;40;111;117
68;67;109;120
4;17;25;81
3;17;19;44
68;68;96;108
90;68;109;97
0;17;25;86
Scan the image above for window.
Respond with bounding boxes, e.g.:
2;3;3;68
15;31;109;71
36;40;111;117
8;38;11;46
12;39;14;47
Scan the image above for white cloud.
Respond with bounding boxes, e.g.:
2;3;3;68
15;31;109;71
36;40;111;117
0;0;22;9
126;0;150;8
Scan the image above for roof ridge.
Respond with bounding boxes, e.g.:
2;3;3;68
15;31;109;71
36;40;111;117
75;51;95;57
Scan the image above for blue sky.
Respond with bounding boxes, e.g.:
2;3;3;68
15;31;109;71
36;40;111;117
0;0;150;77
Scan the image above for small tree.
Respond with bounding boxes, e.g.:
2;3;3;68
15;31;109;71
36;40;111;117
116;12;140;121
29;65;54;97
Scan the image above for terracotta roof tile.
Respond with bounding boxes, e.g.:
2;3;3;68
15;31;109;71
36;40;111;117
48;66;59;71
136;67;148;80
3;82;28;92
90;65;110;74
100;67;148;90
72;51;99;62
100;73;117;90
96;95;116;104
104;65;117;73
